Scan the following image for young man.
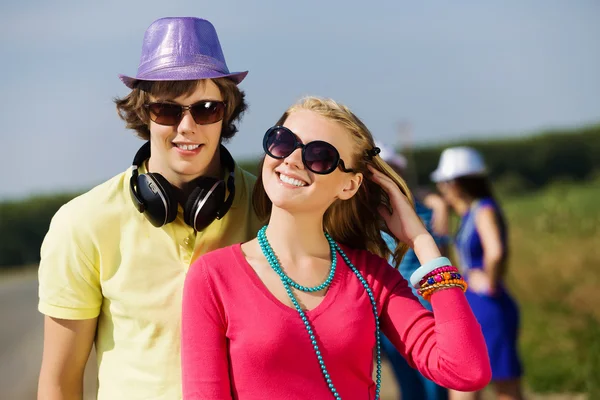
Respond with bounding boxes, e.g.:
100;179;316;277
37;17;262;399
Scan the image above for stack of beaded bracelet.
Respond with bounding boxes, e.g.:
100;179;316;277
417;266;468;301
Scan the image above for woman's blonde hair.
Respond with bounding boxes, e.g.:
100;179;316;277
253;96;414;266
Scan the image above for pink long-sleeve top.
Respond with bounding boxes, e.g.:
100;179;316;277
182;243;491;399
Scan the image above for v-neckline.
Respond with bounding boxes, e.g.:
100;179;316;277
232;243;345;319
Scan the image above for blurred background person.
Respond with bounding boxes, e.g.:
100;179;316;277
377;141;450;400
431;147;524;400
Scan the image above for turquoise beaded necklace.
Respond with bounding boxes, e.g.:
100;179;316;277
257;225;382;400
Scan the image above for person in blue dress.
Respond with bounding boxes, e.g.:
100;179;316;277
377;142;450;400
431;147;524;400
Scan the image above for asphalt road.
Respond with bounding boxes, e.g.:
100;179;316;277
0;273;47;399
0;273;97;400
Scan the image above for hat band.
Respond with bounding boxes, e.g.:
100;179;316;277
137;54;229;78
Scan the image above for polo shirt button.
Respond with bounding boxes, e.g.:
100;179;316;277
184;238;190;245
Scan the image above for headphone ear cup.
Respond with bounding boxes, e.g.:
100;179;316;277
183;177;226;231
137;173;178;227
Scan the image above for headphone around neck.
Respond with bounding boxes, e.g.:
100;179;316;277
129;141;236;231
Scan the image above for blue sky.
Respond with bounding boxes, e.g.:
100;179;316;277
1;0;599;199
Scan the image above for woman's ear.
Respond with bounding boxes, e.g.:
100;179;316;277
338;172;363;200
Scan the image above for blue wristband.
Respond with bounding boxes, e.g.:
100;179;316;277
409;257;453;288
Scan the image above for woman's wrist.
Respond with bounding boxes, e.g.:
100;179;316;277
413;233;442;265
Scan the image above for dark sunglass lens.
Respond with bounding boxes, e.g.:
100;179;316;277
191;101;225;125
148;103;181;126
265;128;296;158
304;142;337;173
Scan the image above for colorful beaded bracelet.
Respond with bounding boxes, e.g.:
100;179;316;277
418;279;466;295
420;271;463;288
417;278;466;294
409;257;453;288
420;266;459;282
421;282;468;301
422;284;467;300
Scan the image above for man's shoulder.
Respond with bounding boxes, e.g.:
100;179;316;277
51;169;133;230
235;164;257;188
232;164;262;230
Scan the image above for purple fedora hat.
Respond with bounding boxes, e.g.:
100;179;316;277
119;17;248;88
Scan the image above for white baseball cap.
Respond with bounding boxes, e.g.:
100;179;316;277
430;146;487;182
375;141;407;170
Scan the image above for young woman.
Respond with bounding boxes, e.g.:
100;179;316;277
431;147;524;400
181;97;491;399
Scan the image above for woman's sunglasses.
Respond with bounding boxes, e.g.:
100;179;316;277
263;126;356;175
144;100;226;126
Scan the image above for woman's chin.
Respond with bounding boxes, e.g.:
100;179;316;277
270;196;298;211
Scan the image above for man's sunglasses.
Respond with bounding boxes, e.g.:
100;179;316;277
263;126;356;175
143;100;226;126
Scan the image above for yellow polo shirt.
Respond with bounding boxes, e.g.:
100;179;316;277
38;161;262;399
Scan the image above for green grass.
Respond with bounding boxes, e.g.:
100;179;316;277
498;177;600;395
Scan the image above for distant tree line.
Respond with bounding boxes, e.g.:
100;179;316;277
239;123;600;193
406;123;600;194
0;193;80;268
1;123;599;268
